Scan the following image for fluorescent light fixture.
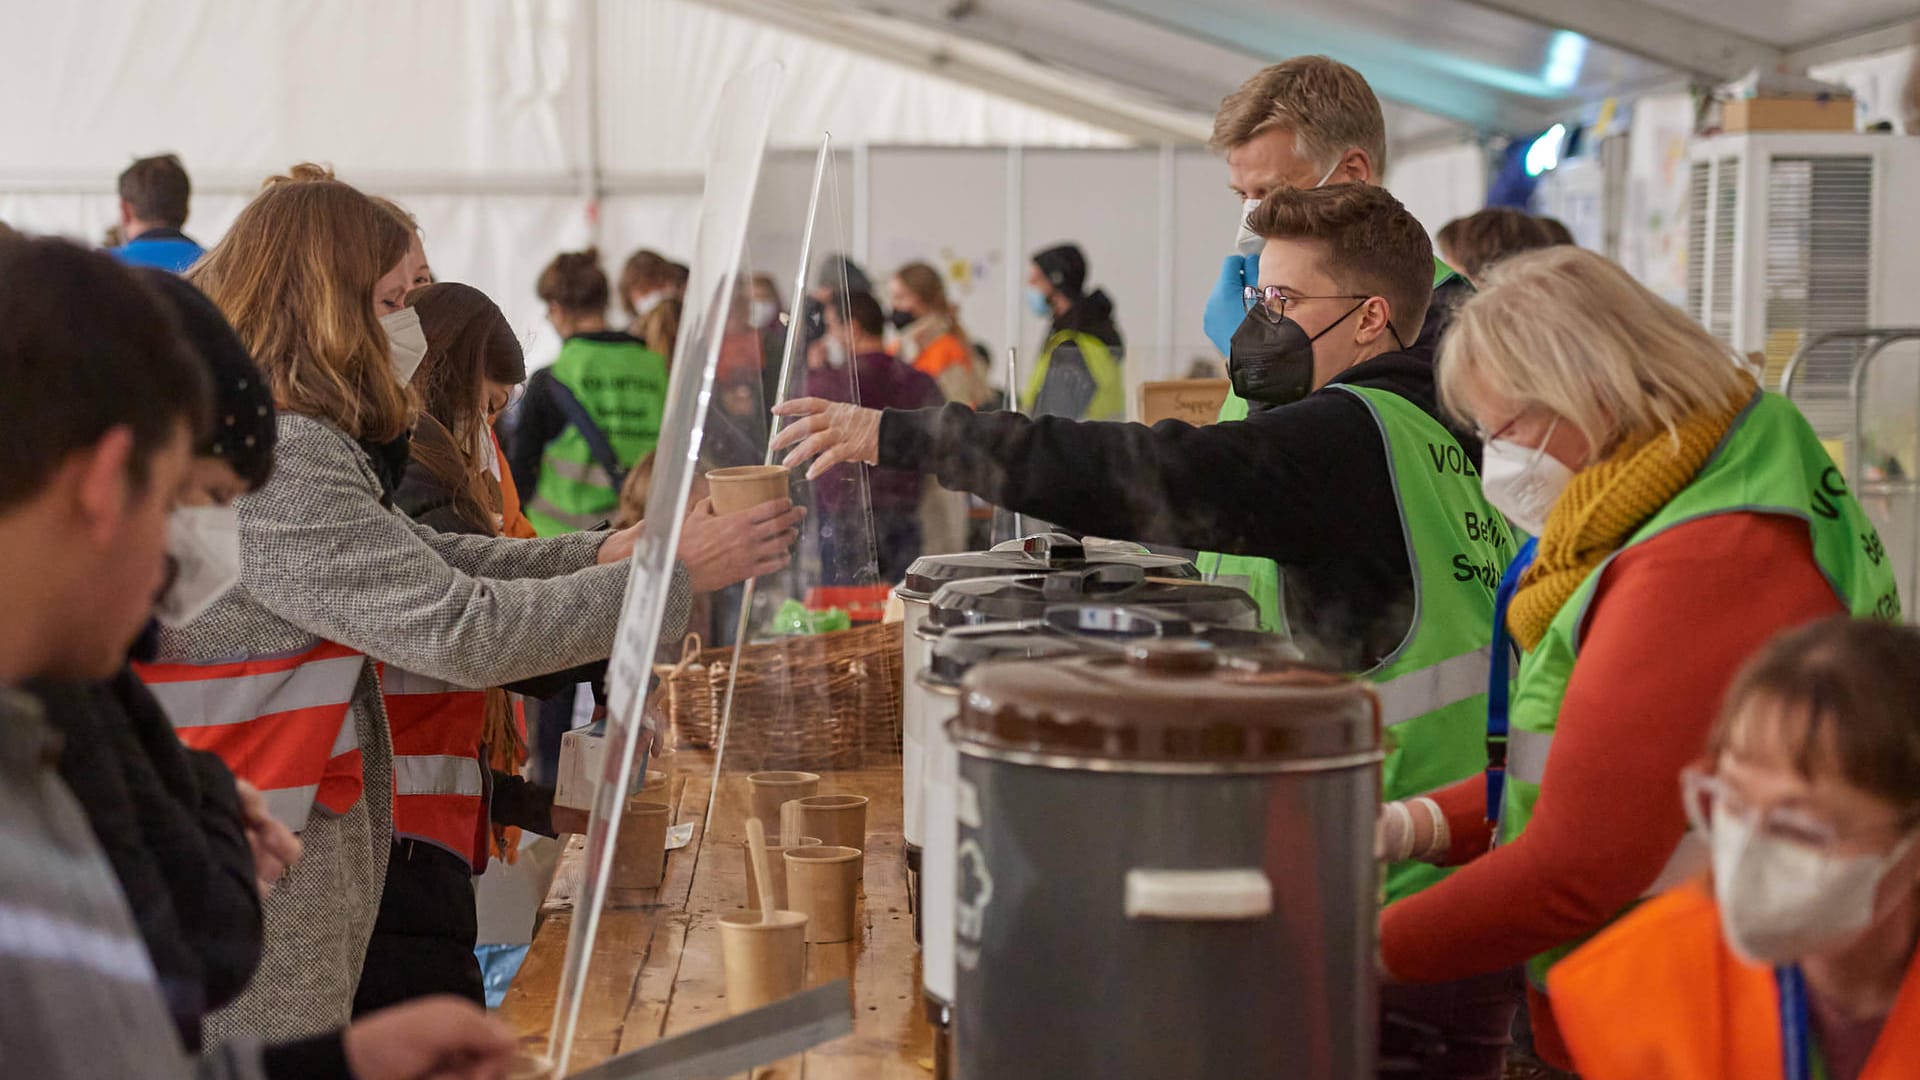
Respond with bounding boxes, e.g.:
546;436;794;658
1543;30;1587;91
1525;123;1568;178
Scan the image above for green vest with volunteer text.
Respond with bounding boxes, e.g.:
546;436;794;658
527;335;669;535
1206;256;1460;624
1497;391;1901;990
1020;330;1124;421
1338;385;1514;903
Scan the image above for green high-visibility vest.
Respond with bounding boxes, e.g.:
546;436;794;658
1020;330;1125;421
1497;391;1901;989
526;334;669;536
1205;256;1460;626
1338;385;1513;903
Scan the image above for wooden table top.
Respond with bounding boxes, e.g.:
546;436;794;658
501;751;934;1078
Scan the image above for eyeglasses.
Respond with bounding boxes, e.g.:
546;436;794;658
1241;285;1369;325
1681;767;1916;855
1473;413;1526;445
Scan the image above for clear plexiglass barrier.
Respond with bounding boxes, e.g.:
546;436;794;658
545;59;785;1075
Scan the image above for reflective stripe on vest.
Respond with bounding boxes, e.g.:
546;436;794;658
136;641;366;833
1374;645;1494;727
543;457;616;488
1500;392;1902;991
381;664;490;870
1340;385;1513;904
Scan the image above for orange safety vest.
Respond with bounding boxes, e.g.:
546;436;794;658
380;665;490;871
1551;879;1920;1079
138;641;366;833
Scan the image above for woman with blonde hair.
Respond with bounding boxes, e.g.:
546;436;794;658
1371;246;1899;1074
150;173;801;1039
888;261;988;407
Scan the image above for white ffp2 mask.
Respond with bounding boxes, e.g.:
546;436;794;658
381;306;429;384
1232;162;1343;258
1479;421;1574;536
1712;809;1917;966
155;505;241;628
1234;197;1264;257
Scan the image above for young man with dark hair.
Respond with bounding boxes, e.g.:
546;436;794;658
1022;242;1125;420
112;153;205;274
0;238;515;1079
773;183;1520;1074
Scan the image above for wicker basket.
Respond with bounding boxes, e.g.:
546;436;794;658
654;621;903;771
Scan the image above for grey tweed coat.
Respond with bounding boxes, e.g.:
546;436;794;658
158;414;687;1041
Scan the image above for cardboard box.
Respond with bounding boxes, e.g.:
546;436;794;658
554;722;609;811
1139;378;1232;426
1722;96;1855;133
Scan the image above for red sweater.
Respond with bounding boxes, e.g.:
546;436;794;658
1379;512;1846;1062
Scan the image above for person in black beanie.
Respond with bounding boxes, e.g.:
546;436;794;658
28;270;287;1051
1022;242;1125;419
24;267;515;1079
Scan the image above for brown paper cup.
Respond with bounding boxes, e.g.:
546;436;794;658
611;799;670;889
792;794;869;851
743;836;823;911
708;465;791;515
748;771;819;829
719;909;808;1013
784;845;863;944
641;768;667;798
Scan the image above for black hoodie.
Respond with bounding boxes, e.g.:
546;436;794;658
880;337;1481;672
1032;289;1125;419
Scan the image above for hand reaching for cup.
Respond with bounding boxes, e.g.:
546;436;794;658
769;398;883;480
677;496;805;593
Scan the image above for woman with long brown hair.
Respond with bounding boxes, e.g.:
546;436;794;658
889;261;989;407
155;170;801;1039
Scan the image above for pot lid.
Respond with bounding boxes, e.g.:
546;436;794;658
898;533;1196;601
953;645;1380;766
922;607;1286;688
925;567;1257;630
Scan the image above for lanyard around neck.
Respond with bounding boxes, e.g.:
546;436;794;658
1484;536;1538;824
1777;965;1831;1080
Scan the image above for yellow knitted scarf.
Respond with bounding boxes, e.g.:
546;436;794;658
1508;393;1751;651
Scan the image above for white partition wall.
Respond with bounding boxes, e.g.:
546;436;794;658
866;149;1014;376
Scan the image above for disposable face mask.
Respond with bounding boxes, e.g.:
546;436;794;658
1232;162;1340;258
632;291;665;321
155;504;241;628
1478;421;1574;536
381;306;428;384
1025;287;1051;319
1234;197;1264;258
1227;302;1365;409
824;337;849;369
748;299;777;329
1712;809;1918;965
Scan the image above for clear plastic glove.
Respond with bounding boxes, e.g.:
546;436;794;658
769;398;884;480
676;496;805;593
233;778;302;897
343;996;516;1080
1202;251;1259;358
1375;798;1444;863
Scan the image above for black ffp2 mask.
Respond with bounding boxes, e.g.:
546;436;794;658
1227;301;1365;409
888;307;916;332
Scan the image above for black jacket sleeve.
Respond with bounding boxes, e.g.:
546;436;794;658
878;392;1387;565
506;368;568;501
488;768;560;836
501;658;607;701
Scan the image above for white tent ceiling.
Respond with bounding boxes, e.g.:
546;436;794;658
718;0;1920;156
